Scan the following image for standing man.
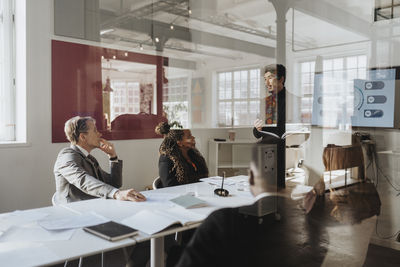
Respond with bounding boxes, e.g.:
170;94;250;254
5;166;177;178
253;64;286;187
54;116;146;203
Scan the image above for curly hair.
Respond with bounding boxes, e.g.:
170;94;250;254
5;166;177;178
155;122;209;184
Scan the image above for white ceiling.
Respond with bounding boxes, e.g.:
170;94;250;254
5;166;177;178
96;0;400;70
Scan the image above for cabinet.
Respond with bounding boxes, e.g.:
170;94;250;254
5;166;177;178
208;139;277;182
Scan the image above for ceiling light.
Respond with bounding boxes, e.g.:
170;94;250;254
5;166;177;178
170;24;174;30
124;52;128;57
139;44;144;50
155;37;160;43
101;55;104;59
100;28;114;35
188;8;192;15
112;55;116;59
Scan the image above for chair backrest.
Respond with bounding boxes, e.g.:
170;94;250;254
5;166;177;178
51;192;59;206
152;176;162;189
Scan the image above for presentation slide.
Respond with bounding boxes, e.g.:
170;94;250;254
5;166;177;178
351;69;395;127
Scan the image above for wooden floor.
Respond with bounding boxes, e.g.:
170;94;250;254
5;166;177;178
364;243;400;267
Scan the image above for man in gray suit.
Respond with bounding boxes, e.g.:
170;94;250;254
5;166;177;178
54;116;146;203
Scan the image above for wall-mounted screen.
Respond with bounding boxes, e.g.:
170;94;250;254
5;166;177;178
311;67;398;128
351;69;396;127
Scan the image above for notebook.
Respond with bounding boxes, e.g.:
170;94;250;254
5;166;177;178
121;207;206;235
83;221;138;241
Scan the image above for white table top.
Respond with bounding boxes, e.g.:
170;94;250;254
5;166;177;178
0;178;255;267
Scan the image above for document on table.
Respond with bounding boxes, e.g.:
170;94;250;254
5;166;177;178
38;211;109;231
200;176;237;186
122;207;206;235
0;209;50;235
0;223;75;242
140;191;179;204
0;210;49;225
170;194;208;209
0;242;59;267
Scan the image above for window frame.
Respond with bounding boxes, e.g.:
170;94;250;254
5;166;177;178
162;75;190;128
216;67;261;127
0;0;16;143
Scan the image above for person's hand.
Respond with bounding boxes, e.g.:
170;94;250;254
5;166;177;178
99;138;117;158
114;189;146;202
254;119;263;131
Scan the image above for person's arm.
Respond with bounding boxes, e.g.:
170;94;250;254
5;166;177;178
253;127;263;139
98;159;123;188
97;138;122;188
159;155;179;187
253;119;263;139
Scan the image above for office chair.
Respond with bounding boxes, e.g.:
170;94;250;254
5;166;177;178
51;192;58;206
152;176;162;189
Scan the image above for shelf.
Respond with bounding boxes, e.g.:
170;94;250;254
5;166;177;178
209;139;257;144
218;163;250;169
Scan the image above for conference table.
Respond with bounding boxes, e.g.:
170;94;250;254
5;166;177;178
0;176;255;267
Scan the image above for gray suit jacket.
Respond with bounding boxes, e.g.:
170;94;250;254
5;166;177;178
53;145;122;203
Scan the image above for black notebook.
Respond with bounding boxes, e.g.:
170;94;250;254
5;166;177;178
83;221;139;242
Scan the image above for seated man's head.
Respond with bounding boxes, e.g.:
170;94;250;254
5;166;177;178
64;116;101;152
249;145;278;196
155;122;195;153
264;64;286;93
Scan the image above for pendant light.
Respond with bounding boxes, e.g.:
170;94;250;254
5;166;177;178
103;59;114;92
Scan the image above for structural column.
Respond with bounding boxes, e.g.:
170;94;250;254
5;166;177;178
269;0;291;65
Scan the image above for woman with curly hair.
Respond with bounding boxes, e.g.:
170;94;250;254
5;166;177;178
155;122;208;187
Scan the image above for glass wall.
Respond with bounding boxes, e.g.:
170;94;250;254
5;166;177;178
52;0;400;251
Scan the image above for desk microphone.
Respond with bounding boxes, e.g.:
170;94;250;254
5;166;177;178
214;171;229;197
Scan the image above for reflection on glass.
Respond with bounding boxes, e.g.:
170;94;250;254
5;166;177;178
101;59;157;130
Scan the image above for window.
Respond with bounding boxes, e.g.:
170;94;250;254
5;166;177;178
110;81;140;121
217;68;260;127
299;55;367;127
163;77;189;128
0;0;15;141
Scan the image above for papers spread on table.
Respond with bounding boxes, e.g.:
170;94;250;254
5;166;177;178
200;176;240;186
169;194;208;209
83;221;138;241
0;210;49;230
140;191;179;203
38;211;109;231
121;207;206;235
0;223;75;242
0;242;59;267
